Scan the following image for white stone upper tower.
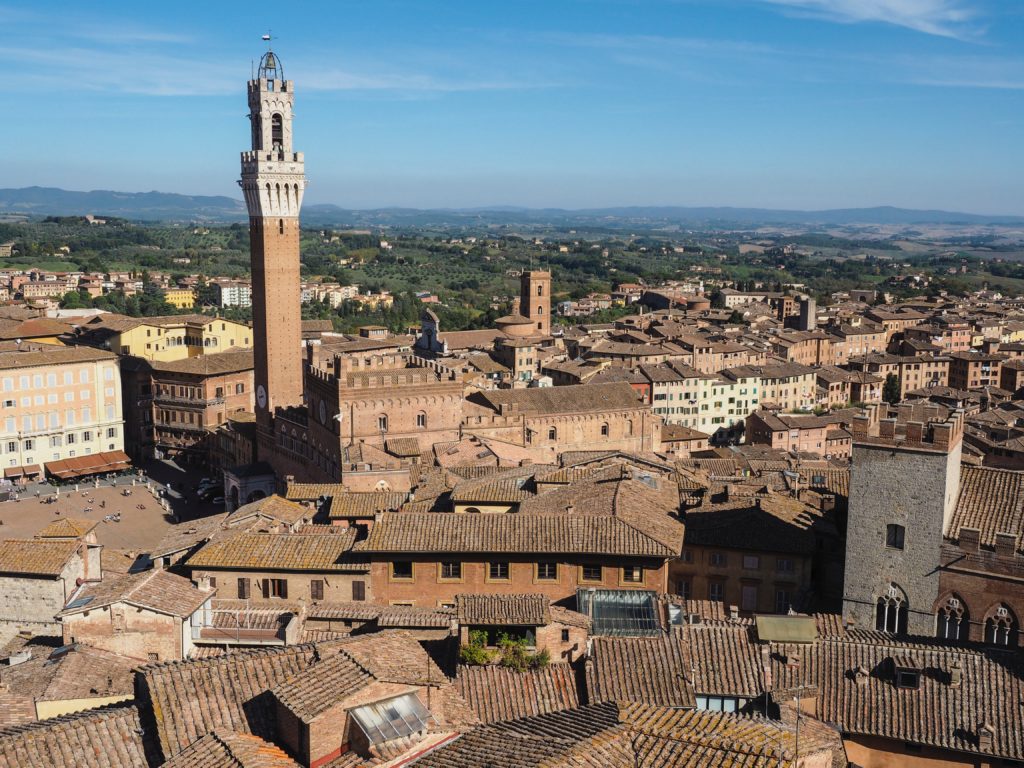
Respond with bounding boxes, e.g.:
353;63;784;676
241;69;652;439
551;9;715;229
240;49;306;219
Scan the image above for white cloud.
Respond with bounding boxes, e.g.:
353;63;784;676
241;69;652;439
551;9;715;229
754;0;979;38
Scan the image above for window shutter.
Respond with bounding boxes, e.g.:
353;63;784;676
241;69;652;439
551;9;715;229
280;580;288;599
261;579;270;599
311;580;323;601
238;578;249;599
352;580;366;602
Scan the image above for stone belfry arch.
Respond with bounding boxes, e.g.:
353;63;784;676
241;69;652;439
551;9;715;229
239;47;306;442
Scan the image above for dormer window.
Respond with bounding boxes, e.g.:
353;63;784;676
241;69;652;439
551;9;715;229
892;656;920;689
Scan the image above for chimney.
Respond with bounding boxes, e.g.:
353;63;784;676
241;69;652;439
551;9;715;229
958;527;980;553
978;722;995;752
994;532;1017;559
949;660;962;688
729;605;740;621
878;418;897;439
853;665;869;685
851;414;870;439
565;503;575;515
905;421;924;443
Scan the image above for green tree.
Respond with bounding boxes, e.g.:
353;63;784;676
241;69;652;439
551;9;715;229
883;373;901;404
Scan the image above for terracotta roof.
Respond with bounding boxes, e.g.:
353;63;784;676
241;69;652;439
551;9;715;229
148;348;254;375
136;643;330;760
0;637;137;729
272;632;448;724
684;624;764;698
285;482;346;501
411;700;825;767
160;730;302;767
187;530;365;572
471;381;646;416
449;477;533;504
948;465;1024;552
34;517;98;539
0;538;80;576
225;495;311;526
328;491;407;519
683;497;819;555
456;594;550;626
385;437;421;457
151;512;228;559
58;569;211;618
359;513;676;558
0;345;115;371
308;602;454;628
0;703;149;768
587;634;697;708
455;664;579;724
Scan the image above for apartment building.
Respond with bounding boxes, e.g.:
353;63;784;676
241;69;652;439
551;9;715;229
76;314;252;362
0;346;125;481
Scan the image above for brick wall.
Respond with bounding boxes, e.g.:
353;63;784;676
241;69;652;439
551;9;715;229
370;556;668;607
61;604;183;661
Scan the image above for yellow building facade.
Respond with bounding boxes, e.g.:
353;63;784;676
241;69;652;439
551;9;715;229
106;316;252;362
163;289;196;309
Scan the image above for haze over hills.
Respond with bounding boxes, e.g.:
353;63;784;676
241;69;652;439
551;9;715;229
2;186;1023;229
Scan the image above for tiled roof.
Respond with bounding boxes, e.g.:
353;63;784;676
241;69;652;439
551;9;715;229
149;348;254;375
58;569;211;618
152;512;229;558
0;345;115;371
410;700;824;767
160;730;302;767
0;538;79;576
586;635;697;708
472;381;646;416
225;495;311;526
684;624;765;698
781;633;1024;760
285;482;346;501
455;664;579;724
187;530;365;572
947;465;1024;551
329;491;407;519
798;467;849;499
682;497;819;555
359;513;676;558
0;703;149;768
0;637;138;729
136;643;328;760
307;601;454;628
271;649;374;723
449;477;533;504
273;631;452;724
456;594;550;626
385;437;421;457
34;517;97;539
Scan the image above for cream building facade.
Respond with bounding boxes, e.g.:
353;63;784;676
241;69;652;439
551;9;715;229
0;346;125;477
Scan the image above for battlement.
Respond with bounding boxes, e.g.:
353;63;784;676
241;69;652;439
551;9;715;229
241;150;304;167
850;401;964;453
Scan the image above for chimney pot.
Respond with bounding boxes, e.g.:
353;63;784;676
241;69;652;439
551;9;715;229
958;527;981;553
995;531;1017;558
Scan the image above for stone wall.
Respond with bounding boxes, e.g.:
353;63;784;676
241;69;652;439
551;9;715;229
844;443;958;634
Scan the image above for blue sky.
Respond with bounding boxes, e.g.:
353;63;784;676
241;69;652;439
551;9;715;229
2;0;1022;213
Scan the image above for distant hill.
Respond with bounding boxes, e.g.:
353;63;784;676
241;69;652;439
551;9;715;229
0;187;245;221
1;187;1021;227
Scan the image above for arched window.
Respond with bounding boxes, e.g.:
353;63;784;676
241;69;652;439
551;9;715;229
936;595;968;641
538;306;544;315
985;604;1018;646
537;284;543;296
377;414;388;433
548;427;557;441
271;113;283;149
601;423;609;437
876;584;908;634
416;412;427;429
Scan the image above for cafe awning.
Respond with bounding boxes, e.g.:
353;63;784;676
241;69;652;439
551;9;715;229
4;464;42;479
45;450;132;480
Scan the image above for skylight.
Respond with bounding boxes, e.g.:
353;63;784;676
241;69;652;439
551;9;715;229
349;693;433;746
577;588;661;636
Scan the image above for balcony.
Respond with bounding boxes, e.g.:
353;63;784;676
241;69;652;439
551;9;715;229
192;606;299;646
154;394;225;408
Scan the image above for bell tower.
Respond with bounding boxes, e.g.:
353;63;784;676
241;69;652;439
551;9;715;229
239;48;306;437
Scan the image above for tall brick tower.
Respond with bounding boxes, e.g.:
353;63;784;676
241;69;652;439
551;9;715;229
239;48;306;440
520;270;551;335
